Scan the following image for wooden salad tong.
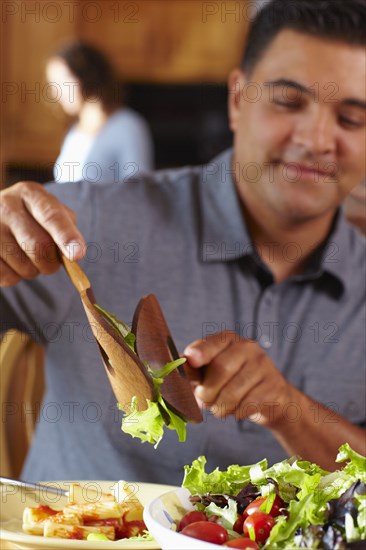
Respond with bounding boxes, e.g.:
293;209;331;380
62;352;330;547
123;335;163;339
61;255;202;423
133;293;203;423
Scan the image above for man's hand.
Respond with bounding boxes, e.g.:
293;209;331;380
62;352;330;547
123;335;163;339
0;181;86;287
184;331;366;470
184;331;292;426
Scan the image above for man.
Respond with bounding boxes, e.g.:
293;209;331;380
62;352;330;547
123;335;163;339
1;0;365;483
345;179;366;234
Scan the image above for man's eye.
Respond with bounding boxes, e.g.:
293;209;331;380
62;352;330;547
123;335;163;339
339;115;364;129
272;99;302;109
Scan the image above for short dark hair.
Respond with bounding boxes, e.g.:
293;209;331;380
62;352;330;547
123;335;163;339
50;41;123;111
242;0;366;75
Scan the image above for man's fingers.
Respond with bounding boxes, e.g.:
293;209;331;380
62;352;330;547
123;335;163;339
0;181;87;286
0;258;21;286
183;363;202;385
184;331;237;367
22;182;85;260
212;353;265;417
0;229;40;278
184;331;283;422
194;341;249;404
64;205;77;223
1;202;62;275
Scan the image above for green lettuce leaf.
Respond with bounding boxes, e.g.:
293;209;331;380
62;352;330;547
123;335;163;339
95;304;188;446
205;498;238;530
183;455;267;496
250;457;327;503
267;494;325;547
336;443;366;483
94;304;136;351
354;493;366;540
120;357;188;447
118;398;165;446
150;359;187;381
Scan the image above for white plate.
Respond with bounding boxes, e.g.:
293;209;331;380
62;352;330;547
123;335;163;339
144;487;223;550
0;481;177;549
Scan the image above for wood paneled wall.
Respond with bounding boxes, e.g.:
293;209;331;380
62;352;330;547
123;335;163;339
1;0;250;180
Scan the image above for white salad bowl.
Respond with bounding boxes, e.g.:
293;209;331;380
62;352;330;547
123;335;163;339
143;487;225;550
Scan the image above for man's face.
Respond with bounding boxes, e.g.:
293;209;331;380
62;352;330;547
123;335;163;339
229;30;366;224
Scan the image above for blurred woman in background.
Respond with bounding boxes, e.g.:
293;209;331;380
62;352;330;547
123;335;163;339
46;40;154;183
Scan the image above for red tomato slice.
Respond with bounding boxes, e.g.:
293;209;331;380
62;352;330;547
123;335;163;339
181;521;229;544
243;511;275;544
233;514;245;533
243;495;284;518
178;511;208;531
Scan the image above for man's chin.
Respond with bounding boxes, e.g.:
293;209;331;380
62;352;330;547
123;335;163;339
271;189;338;224
277;203;337;226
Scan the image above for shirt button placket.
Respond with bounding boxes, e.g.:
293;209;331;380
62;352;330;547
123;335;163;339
256;287;278;354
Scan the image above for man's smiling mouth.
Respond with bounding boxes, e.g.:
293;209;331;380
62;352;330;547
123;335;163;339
271;160;337;182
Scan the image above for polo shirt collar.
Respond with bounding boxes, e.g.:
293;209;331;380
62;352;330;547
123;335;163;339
200;149;254;262
311;208;350;291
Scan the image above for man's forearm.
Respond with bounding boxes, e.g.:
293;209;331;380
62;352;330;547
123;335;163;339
270;386;366;471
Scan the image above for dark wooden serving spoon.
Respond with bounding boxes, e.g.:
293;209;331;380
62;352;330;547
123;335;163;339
133;293;203;423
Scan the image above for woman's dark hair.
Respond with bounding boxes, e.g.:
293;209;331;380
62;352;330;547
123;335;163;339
242;0;366;75
50;40;123;111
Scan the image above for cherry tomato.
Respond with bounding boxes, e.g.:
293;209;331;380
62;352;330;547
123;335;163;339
224;538;260;549
181;521;229;544
243;511;275;543
233;513;245;533
178;511;208;531
243;495;284;518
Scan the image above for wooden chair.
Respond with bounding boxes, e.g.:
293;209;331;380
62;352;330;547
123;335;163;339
0;331;45;478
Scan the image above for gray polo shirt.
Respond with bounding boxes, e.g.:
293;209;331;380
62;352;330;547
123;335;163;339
1;150;365;484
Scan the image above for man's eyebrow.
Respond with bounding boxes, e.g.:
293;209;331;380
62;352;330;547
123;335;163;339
263;79;312;96
342;99;366;111
264;79;366;109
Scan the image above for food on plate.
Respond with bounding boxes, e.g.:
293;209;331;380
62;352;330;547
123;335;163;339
95;305;187;447
22;480;149;541
176;444;365;548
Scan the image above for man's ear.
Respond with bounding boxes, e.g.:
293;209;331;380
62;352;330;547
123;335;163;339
228;69;246;132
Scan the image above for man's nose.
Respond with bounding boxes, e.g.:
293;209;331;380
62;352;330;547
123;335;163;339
292;109;336;156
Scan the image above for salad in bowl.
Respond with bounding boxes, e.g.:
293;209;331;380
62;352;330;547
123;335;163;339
144;443;366;549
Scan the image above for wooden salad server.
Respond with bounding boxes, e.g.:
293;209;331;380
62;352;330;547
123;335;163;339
60;255;156;410
61;256;202;423
133;294;203;423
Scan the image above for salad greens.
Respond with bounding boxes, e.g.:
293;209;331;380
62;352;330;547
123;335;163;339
119;359;187;447
183;455;267;496
182;444;366;548
95;305;187;447
95;305;136;352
